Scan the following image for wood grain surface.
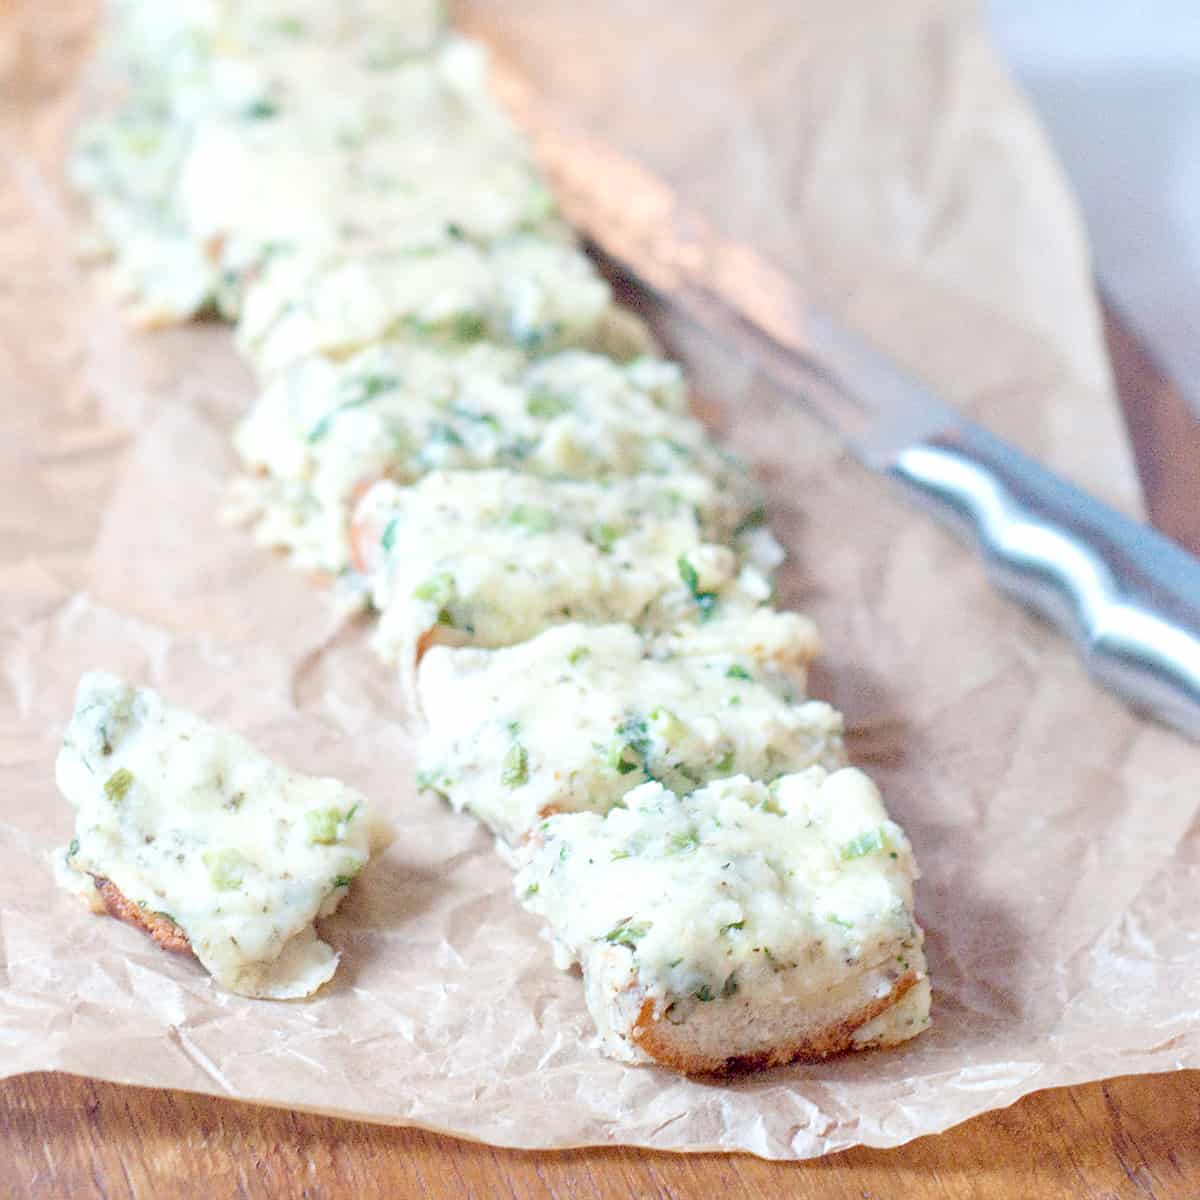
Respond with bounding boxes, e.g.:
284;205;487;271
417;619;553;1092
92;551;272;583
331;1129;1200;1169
2;307;1197;1198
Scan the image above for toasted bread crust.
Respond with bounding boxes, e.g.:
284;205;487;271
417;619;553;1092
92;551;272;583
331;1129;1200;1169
630;969;922;1076
93;876;194;957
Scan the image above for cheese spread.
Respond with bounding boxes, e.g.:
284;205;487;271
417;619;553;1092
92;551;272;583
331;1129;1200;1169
416;622;845;844
515;768;929;1061
228;344;760;573
352;470;778;674
54;672;372;999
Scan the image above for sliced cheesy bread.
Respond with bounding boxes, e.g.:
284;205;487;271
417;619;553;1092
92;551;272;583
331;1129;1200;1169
515;768;930;1072
53;672;372;999
234;233;613;376
351;470;779;676
228;344;760;574
416;622;841;844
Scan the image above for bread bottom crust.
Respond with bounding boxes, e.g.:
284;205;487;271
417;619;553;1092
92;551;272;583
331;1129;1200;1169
628;968;923;1076
92;876;194;957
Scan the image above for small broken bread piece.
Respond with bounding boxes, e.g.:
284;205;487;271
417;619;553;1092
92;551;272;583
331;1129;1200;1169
417;623;842;844
228;344;760;575
352;469;780;678
515;768;929;1073
53;672;371;999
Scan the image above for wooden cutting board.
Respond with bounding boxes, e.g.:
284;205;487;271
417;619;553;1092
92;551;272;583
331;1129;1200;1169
3;308;1196;1200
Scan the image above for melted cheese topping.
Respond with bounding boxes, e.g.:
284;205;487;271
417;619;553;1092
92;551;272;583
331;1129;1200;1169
228;345;759;573
353;470;777;673
516;769;928;1031
76;26;549;324
417;623;845;844
235;234;611;376
54;672;372;998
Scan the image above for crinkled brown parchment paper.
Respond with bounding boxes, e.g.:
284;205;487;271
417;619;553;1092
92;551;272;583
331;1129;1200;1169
0;0;1196;1160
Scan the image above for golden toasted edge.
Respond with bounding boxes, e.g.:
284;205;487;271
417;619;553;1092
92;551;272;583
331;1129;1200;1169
629;969;922;1076
92;876;194;957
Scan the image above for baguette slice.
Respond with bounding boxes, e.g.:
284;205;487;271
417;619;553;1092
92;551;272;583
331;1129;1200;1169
236;233;613;376
53;672;373;999
515;768;930;1074
417;622;841;844
353;469;786;684
227;344;758;575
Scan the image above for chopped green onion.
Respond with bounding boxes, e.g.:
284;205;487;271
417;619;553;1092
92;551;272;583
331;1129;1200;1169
677;555;718;620
507;505;558;535
603;919;650;949
501;743;529;788
840;828;888;861
203;848;247;891
305;808;343;845
104;768;134;804
525;390;571;419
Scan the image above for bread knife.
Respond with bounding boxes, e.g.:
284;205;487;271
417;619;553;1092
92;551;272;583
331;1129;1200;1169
489;55;1200;740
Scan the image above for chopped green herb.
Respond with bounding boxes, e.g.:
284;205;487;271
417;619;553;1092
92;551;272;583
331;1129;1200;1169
525;390;571;419
840;827;888;861
380;518;398;552
720;920;746;935
725;664;752;681
413;572;456;607
566;645;591;667
424;421;464;449
446;222;464;240
104;768;134;804
305;808;343;845
450;312;486;343
677;555;718;620
501;743;529;788
587;522;620;554
245;99;279;120
610;849;631;861
67;837;80;858
713;750;736;774
523;881;539;898
609;714;651;776
649;707;684;741
507;504;558;535
693;983;715;1003
497;436;536;464
357;373;399;401
603;919;650;949
667;830;699;854
827;914;855;930
306;396;370;442
203;848;247;891
333;872;358;888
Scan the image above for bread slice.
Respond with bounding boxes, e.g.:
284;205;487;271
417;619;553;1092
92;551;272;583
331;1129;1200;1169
227;340;758;576
516;767;930;1074
351;469;786;690
54;672;373;999
417;622;840;844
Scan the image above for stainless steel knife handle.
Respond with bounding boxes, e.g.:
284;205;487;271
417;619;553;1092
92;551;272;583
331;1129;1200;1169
892;420;1200;736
